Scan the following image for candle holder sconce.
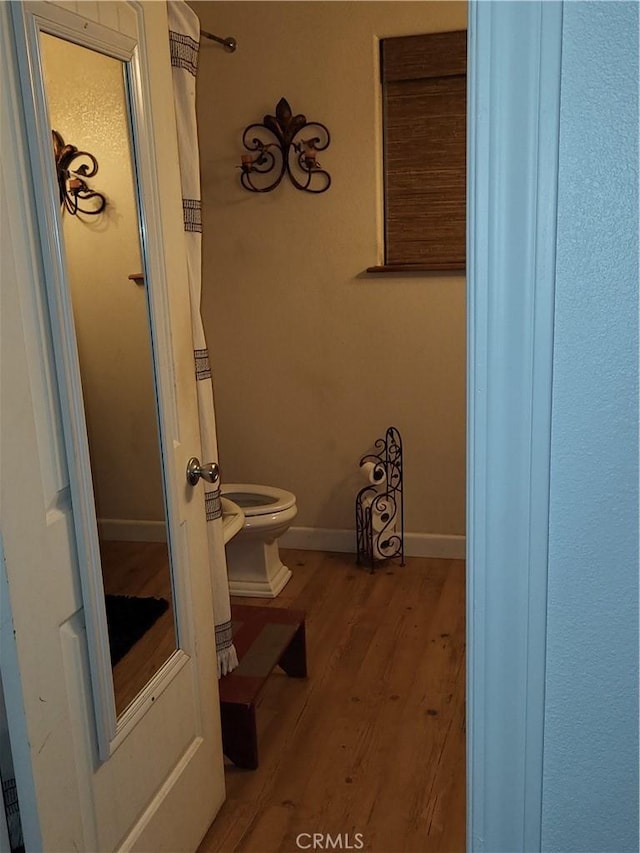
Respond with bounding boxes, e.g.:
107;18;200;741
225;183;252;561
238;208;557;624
238;98;331;194
53;129;106;216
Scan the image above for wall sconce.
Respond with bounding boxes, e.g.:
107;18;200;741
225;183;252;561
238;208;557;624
52;129;106;216
239;98;331;194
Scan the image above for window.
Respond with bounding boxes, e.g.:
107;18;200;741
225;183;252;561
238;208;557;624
372;30;467;272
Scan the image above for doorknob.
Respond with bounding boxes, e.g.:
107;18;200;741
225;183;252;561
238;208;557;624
186;457;220;486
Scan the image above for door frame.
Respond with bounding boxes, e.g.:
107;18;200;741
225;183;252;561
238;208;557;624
466;1;563;850
1;0;564;849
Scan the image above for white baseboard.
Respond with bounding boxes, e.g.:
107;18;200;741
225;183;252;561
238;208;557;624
405;532;466;559
98;518;167;543
280;527;466;560
281;527;354;553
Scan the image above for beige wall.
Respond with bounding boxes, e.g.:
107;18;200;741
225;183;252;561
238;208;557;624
41;35;165;526
193;1;467;536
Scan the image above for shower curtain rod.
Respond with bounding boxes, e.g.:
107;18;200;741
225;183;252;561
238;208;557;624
201;29;237;52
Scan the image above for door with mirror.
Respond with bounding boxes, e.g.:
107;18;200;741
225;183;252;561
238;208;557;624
3;1;225;849
41;30;177;718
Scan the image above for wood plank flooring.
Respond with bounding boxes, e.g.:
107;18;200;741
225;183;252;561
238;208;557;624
99;539;175;715
199;549;466;853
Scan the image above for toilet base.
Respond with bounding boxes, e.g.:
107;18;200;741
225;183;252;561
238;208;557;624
228;563;292;598
226;537;292;598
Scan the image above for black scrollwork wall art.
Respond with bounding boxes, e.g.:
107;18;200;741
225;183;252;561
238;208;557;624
52;129;106;216
239;98;331;194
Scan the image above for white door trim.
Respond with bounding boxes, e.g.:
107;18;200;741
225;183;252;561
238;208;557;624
0;538;41;853
0;9;53;843
466;1;563;851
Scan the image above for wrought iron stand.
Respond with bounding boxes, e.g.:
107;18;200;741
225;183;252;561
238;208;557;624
355;426;404;572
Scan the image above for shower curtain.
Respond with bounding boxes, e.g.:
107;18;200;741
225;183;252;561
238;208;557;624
167;0;238;676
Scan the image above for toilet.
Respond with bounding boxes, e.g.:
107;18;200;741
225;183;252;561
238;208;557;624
221;483;297;598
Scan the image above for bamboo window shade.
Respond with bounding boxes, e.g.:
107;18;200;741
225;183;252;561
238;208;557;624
378;30;467;272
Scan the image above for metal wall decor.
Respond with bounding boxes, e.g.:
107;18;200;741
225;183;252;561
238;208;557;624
52;129;106;216
355;426;404;572
239;98;331;193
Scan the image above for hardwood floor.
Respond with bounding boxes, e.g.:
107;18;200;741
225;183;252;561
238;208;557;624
199;549;466;853
99;539;175;715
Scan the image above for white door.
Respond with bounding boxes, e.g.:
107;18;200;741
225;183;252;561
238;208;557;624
1;2;225;850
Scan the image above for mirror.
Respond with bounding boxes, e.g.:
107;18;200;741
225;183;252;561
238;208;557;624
40;34;177;717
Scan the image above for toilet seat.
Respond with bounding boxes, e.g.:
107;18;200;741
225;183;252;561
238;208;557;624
220;496;245;544
221;483;296;517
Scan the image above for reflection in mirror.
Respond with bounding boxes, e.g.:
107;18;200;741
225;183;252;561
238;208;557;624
40;34;177;717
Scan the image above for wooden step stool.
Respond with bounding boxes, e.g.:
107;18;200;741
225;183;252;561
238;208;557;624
218;604;307;769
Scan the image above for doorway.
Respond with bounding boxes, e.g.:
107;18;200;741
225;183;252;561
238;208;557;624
193;2;467;850
191;1;560;851
1;1;562;851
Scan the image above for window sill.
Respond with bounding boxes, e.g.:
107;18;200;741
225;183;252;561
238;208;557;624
366;263;466;274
